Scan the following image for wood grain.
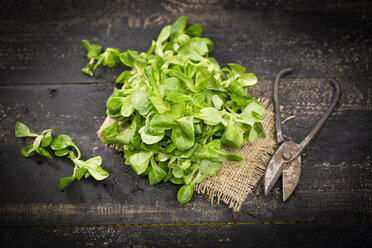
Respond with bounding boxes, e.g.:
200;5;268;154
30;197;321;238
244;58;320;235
1;222;371;248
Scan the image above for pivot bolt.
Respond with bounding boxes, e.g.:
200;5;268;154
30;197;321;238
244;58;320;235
282;152;292;160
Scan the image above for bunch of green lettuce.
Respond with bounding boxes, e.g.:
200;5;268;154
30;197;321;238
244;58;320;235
82;16;265;203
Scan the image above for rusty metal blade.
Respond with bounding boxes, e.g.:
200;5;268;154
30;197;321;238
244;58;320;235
264;141;300;196
264;148;286;196
282;156;301;201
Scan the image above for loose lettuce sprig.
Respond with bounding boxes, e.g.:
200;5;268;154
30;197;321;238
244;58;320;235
15;122;53;159
15;122;109;189
82;16;265;204
81;40;120;77
50;135;109;189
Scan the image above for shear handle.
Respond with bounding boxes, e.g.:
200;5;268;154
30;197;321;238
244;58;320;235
296;79;341;156
274;68;293;144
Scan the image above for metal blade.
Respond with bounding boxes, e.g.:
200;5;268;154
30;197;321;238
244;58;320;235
264;146;286;196
264;141;299;196
282;156;301;201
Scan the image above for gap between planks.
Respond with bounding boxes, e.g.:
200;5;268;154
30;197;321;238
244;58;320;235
1;219;371;230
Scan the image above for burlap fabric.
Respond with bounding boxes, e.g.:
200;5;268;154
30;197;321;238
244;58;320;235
97;96;276;212
195;99;276;212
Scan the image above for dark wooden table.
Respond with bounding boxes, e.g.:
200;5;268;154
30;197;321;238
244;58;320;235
1;1;371;247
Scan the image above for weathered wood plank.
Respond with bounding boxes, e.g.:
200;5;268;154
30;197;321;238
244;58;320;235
0;0;371;85
1;222;371;248
0;77;370;225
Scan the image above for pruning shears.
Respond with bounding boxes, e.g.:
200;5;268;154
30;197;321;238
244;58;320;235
264;68;341;201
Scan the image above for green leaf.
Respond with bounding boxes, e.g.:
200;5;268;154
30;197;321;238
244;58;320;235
238;73;257;87
183;166;198;185
121;96;135;117
230;94;250;109
127;151;153;175
150;113;179;130
194;107;221;125
228;80;245;97
177;38;209;61
248;126;258;142
170;176;184;185
15;122;38;138
106;95;124;116
20;145;35;157
172;167;184;178
139;99;151;116
156;25;171;56
211;95;223;110
94;48;120;70
255;122;266;138
74;167;88;180
241;100;265;123
158;152;170;162
199;159;221;177
166;93;193;103
36;147;53;160
82;63;93;77
148;157;167;185
57;176;76;189
180;143;199;159
228;63;246;78
194;123;202;134
185;24;203;37
216;149;244;162
171;128;193;152
163;77;181;96
83;156;109;181
171;16;187;40
101;122;120;143
130;90;149;110
119;51;134;67
116;70;132;84
149;96;170;114
130;133;142;148
171;116;195;151
157;25;171;45
85;171;91;179
221;117;244;148
115;128;136;145
81;40;102;60
168;66;196;92
85;156;102;166
138;126;164;145
144;65;163;97
33;135;43;151
177;116;194;140
55;149;71;157
50;135;74;150
194;143;219;160
200;38;214;53
194;71;211;90
242;100;265;116
177;184;194;203
41;129;53;147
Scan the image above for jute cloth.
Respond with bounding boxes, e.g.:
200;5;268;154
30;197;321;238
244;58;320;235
195;99;276;211
97;97;276;212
